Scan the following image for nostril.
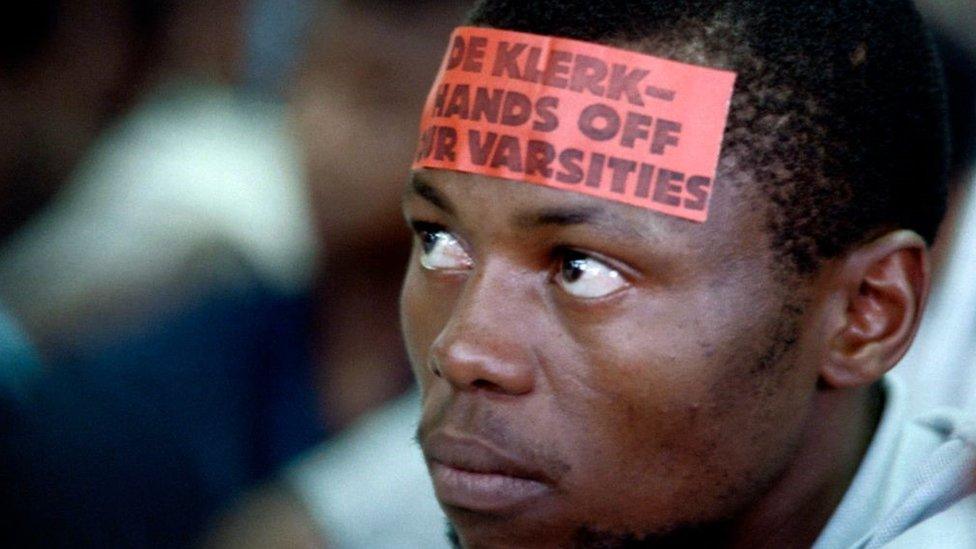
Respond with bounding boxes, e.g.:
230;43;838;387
471;379;500;391
431;340;536;395
428;356;444;378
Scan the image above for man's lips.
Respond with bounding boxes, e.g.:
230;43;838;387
422;431;555;514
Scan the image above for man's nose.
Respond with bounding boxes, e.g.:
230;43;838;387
428;264;538;396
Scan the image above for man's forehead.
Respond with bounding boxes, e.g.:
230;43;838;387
406;168;700;241
411;26;738;225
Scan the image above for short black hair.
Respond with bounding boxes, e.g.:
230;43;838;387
936;32;976;181
467;0;949;273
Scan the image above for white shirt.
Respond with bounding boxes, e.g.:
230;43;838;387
894;175;976;415
814;376;976;548
0;79;317;343
286;390;450;549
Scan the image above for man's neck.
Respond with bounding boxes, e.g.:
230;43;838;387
728;383;885;549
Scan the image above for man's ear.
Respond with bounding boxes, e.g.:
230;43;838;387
820;230;930;389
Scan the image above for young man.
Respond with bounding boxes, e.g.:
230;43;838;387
401;1;976;547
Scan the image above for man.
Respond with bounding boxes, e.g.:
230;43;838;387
402;1;976;547
0;0;167;242
0;0;317;352
0;0;170;418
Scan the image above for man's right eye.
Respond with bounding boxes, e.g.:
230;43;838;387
413;223;473;271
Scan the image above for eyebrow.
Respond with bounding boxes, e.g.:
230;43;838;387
406;172;652;243
514;205;647;242
513;206;604;228
407;173;455;215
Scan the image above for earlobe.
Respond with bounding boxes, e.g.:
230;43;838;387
821;231;929;389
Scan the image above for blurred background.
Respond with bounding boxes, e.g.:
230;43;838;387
0;1;972;547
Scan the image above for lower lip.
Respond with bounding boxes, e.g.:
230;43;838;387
429;461;552;513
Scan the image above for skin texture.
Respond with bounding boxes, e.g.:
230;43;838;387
401;167;928;547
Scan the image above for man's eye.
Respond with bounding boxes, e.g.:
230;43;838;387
416;226;472;271
555;250;627;299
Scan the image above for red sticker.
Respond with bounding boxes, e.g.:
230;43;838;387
413;26;737;223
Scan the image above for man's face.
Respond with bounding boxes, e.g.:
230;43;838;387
401;168;826;546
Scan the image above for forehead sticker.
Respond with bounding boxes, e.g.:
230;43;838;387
413;26;737;223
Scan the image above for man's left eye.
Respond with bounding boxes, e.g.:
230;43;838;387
416;226;473;271
555;250;628;299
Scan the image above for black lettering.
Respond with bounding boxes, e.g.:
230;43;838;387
578;104;620;142
490;135;524;172
443;84;471;119
525;140;556;177
471;87;504;123
607;64;649;107
569;54;608;96
653;169;684;206
556;149;585;184
434;126;458;161
651;119;682;155
523;47;544;83
620;112;653;148
447;36;465;70
433;83;450;117
634;163;657;198
684;176;711;210
542;50;573;88
492;41;527;78
468;130;498;165
532;96;560;132
585;153;607;188
607;158;637;194
463;36;488;72
416;125;437;161
501;91;533;126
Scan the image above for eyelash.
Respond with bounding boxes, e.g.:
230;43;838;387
550;245;632;280
409;220;631;285
410;221;449;252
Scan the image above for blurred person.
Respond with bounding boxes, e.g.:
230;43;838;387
0;1;325;547
0;0;171;410
0;0;167;243
0;0;168;391
402;1;976;547
0;0;316;353
0;0;173;545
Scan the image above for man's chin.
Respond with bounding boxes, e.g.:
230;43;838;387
445;514;735;549
444;510;567;548
445;521;661;549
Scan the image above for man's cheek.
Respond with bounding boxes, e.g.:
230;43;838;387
569;352;723;456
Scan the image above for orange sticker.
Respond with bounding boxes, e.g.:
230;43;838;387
413;27;737;223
